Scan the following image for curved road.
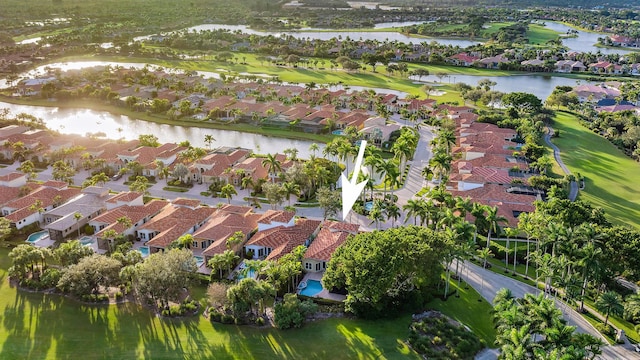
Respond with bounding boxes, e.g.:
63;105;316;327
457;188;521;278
544;127;579;201
458;261;640;360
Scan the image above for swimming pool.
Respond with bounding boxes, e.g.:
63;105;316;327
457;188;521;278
79;236;94;246
299;279;323;297
194;255;204;267
138;246;150;258
26;230;49;243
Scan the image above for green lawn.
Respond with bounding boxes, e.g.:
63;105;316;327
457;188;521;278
0;247;418;359
526;24;561;44
0;246;498;359
551;111;640;228
427;279;497;346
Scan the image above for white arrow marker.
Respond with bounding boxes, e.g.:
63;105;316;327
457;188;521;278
341;140;367;221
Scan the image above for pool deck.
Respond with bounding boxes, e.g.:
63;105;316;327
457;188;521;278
300;272;346;302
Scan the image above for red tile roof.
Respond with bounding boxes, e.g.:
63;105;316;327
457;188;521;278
247;218;321;261
305;221;359;262
257;210;295;225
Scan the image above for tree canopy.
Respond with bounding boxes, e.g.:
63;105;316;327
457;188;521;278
323;226;452;318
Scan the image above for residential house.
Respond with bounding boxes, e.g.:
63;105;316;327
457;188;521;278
244;218;321;261
90;199;169;251
43;186;112;241
360;116;401;146
554;60;586;73
303;221;359;273
196;205;262;262
256;210;295;231
2;182;79;229
138;201;216;253
0;172;27;187
448;53;480;67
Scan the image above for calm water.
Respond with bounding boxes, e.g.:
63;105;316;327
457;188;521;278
543;21;632;55
0;101;322;158
136;24;481;48
411;74;597;100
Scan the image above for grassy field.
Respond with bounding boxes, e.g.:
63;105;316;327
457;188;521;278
527;24;561;44
550;111;640;228
0;246;496;359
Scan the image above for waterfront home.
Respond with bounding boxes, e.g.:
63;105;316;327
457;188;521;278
303;221;359;273
189;148;250;185
554;60;586;73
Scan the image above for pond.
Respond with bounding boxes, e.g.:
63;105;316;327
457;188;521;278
543;21;632;55
135;24;481;48
410;74;597;101
0;101;322;158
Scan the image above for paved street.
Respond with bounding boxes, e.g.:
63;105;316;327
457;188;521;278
458;260;640;360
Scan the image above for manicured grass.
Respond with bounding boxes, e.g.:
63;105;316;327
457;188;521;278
582;310;616;345
526;24;561;44
550;111;640;228
426;279;497;347
0;248;420;359
583;298;640;343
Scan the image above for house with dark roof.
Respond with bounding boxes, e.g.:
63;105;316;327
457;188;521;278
42;186;112;241
303;221;359;273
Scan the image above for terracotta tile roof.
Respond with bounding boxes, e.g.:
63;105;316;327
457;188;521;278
305;221;359;262
0;185;31;207
198;211;262;257
247;218;321;261
143;205;216;248
106;191;142;204
258;210;295;225
94;200;169;236
172;198;202;208
4;187;81;223
0;172;26;182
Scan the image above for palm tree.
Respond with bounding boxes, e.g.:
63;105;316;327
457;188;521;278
282;182;300;206
74;212;83;238
204;134;215;150
477;247;493;292
308;143;319;159
376;159;397;194
596;291;623;326
174;234;194;249
578;242;602;312
403;199;425;226
221;249;240;277
484;206;507;269
262;154;282;182
368;200;385;230
384;203;401;228
503;227;519;271
421;166;434;182
220;184;237;204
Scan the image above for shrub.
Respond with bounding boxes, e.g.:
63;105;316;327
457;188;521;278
274;293;306;329
209;310;222;322
114;291;123;300
595;323;615;337
40;268;62;288
255;317;265;326
221;314;235;324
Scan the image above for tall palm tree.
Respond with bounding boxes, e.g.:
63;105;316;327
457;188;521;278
74;212;83;238
282;182;300;206
596;291;623;326
308;143;319;159
578;242;602;312
403;199;425;226
262;154;282;182
204;134;215;150
376;159;397;194
477;247;493;291
384;203;401;228
484;206;507;269
503;227;519;271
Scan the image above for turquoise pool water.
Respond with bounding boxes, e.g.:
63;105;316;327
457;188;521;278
26;230;48;243
299;279;323;297
332;129;344;135
79;236;94;246
194;255;204;267
138;246;150;258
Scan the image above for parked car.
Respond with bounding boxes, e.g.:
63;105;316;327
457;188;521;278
111;173;123;181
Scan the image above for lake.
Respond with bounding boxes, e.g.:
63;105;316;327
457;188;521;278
135;24;481;48
410;74;597;101
543;21;632;55
0;101;322;158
